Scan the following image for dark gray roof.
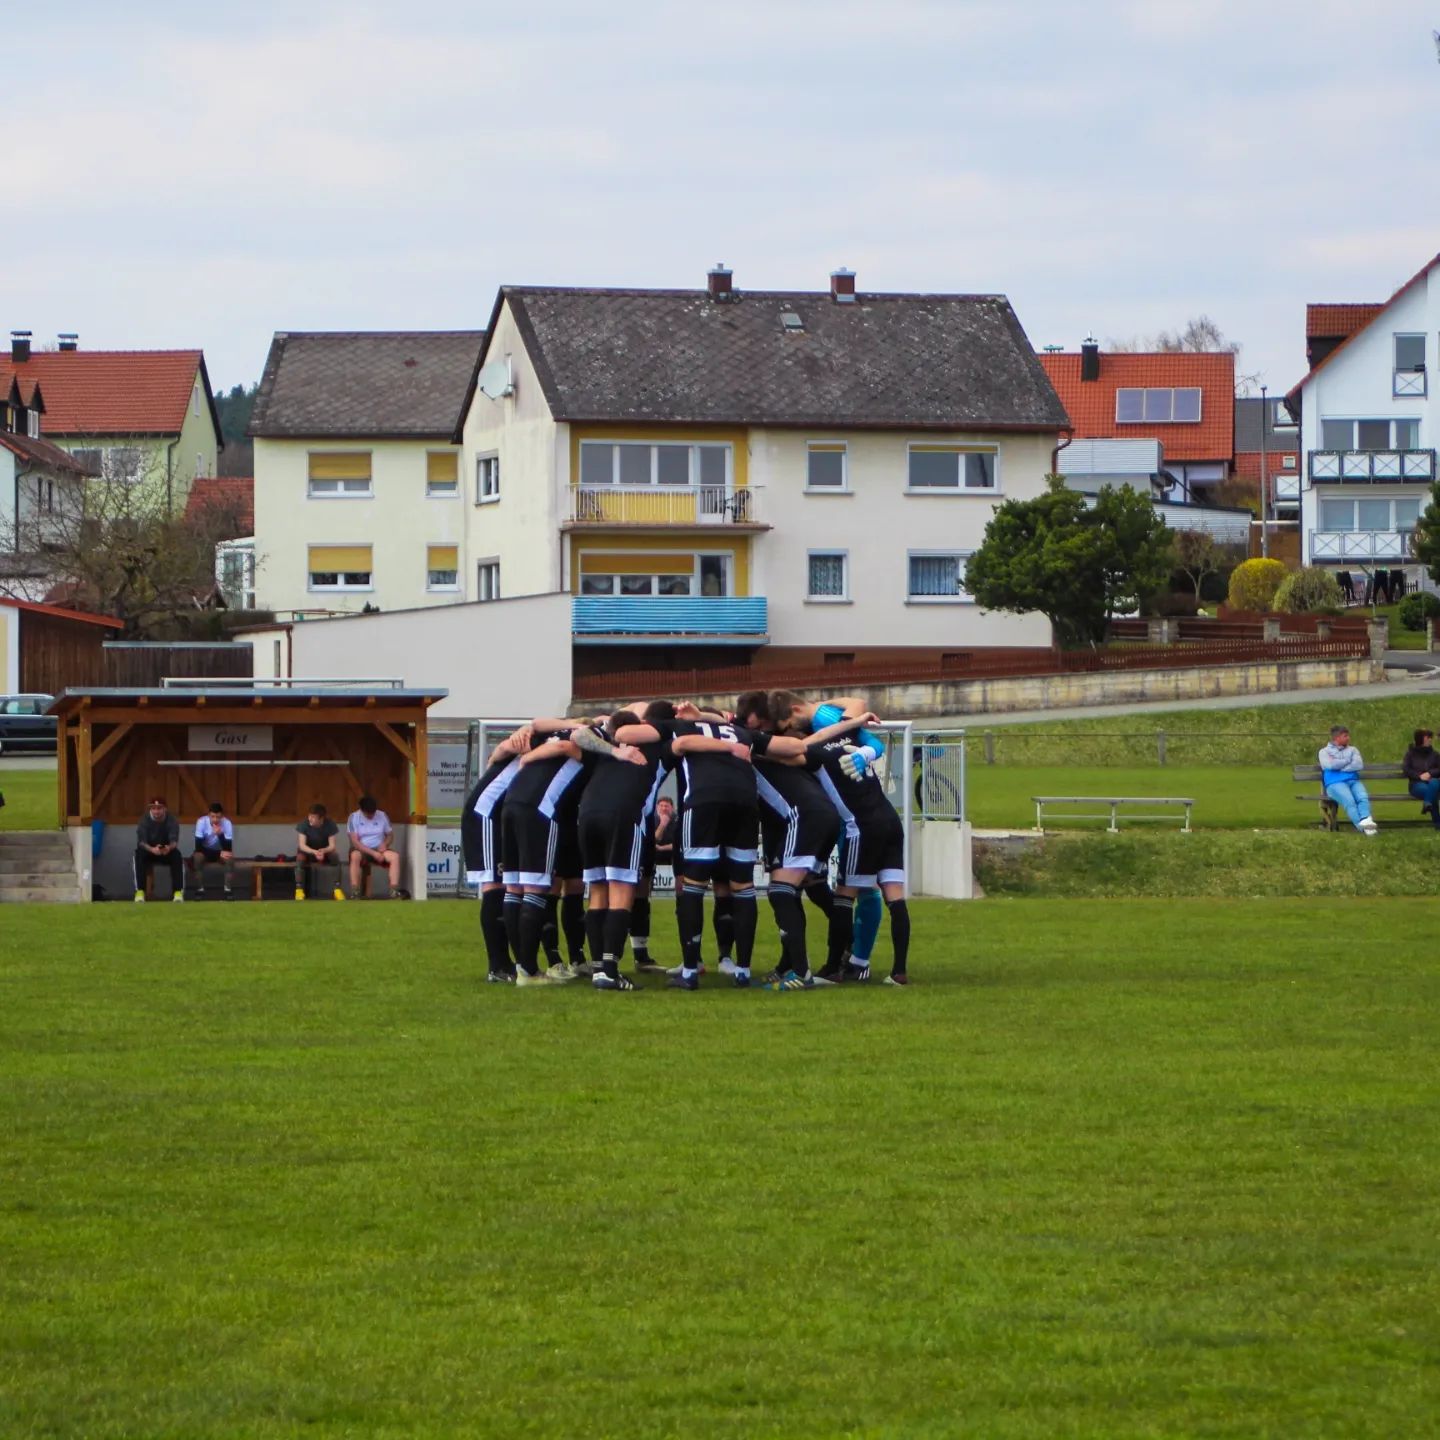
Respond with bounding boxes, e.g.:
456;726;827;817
249;331;485;439
1234;396;1300;452
464;287;1068;434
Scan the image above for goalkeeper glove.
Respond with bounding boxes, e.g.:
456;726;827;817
839;744;879;781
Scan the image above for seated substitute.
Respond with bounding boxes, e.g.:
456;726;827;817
192;801;236;898
1319;724;1377;835
295;802;345;900
348;795;403;898
1402;728;1440;829
134;795;184;903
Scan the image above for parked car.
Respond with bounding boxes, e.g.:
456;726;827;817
0;694;57;755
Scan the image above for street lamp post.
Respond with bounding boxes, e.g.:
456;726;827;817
1259;385;1270;560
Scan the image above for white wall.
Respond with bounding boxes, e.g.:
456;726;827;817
752;428;1054;647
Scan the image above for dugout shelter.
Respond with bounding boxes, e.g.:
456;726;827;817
49;684;446;900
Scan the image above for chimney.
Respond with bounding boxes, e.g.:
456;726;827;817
707;263;733;301
1080;335;1100;382
58;332;78;352
11;330;32;363
830;267;856;304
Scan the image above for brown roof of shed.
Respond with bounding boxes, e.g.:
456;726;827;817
0;431;96;476
461;286;1068;435
248;331;486;439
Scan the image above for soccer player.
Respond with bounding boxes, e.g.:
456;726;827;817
461;726;531;984
770;692;911;986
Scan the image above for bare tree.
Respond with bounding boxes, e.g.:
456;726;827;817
1107;314;1263;394
1170;530;1220;602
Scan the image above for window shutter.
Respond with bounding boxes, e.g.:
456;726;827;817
309;453;372;481
427;452;459;484
427;545;459;571
309;544;372;572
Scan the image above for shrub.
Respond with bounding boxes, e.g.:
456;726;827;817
1148;590;1201;617
1397;591;1440;631
1273;568;1344;614
1227;558;1289;612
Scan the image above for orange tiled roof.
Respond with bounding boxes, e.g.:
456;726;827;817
1037;350;1234;461
0;349;209;436
1306;303;1383;339
185;474;253;537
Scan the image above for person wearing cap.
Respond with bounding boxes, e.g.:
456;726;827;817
134;796;184;901
192;801;236;898
347;794;402;898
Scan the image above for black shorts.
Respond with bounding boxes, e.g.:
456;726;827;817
463;806;506;885
554;816;581;882
837;811;906;889
579;810;647;884
502;802;560;888
680;799;760;884
761;803;840;875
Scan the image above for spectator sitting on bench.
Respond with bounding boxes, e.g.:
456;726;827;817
192;801;236;899
134;796;184;901
348;795;402;898
1319;725;1378;836
1402;728;1440;829
295;802;344;901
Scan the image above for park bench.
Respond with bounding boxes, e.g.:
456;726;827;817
1292;764;1429;830
1031;796;1195;833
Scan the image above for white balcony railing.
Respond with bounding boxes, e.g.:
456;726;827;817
1394;369;1427;397
1308;449;1435;482
1310;529;1411;561
1272;473;1300;503
564;484;762;526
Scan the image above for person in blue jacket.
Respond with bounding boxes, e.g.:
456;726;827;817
1319;724;1377;835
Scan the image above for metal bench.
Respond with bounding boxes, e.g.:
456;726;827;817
1032;796;1195;833
1292;763;1426;830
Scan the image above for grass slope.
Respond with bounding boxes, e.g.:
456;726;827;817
0;768;54;831
2;902;1438;1438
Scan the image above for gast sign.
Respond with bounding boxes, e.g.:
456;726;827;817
187;725;274;752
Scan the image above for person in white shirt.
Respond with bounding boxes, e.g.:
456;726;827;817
1318;725;1378;835
347;794;403;897
192;801;236;897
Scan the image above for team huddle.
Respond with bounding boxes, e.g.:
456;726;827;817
461;691;910;991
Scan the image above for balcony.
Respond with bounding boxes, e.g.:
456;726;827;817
1309;530;1412;562
1394;369;1427;398
1308;449;1435;483
563;484;766;528
572;595;768;645
1272;473;1300;503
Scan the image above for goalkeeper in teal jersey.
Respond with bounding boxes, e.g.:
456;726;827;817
768;691;911;986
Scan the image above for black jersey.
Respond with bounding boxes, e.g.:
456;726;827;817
810;734;900;830
461;753;520;873
505;730;589;818
662;719;773;805
753;747;834;816
578;737;673;824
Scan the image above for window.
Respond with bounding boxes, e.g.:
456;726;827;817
192;383;201;419
577;553;727;597
475;453;500;503
26;410;40;439
427;544;459;591
1281;454;1296;469
105;447;144;483
477;560;500;601
427;452;459;497
806;442;848;491
1318;497;1422;532
72;448;102;475
194;452;205;479
1272;400;1297;430
308;453;372;497
218;543;255;609
1115;388;1203;424
578;440;731;488
1320;419;1420;451
807;550;848;600
1394;334;1426;396
307;544;373;591
907;551;971;602
907;445;998;492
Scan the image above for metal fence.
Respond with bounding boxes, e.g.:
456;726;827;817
912;731;967;821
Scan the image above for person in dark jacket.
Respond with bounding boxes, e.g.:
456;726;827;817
1402;728;1440;827
134;796;184;902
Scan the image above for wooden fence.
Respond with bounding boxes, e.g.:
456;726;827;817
101;642;254;688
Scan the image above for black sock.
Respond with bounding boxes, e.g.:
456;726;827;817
503;892;522;961
887;898;911;976
480;889;510;974
584;907;606;970
713;892;735;960
602;908;630;981
561;892;587;967
541;895;562;967
767;882;807;976
677;884;706;971
630;897;651;959
825;895;855;972
731;886;757;970
518;893;548;975
805;879;835;920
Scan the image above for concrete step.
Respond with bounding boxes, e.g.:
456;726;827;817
0;883;83;903
0;871;83;891
0;854;75;874
0;831;71;852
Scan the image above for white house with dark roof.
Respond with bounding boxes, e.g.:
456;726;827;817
1289;253;1440;578
454;265;1068;677
248;331;486;615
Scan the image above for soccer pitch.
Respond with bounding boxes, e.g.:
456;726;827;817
3;901;1437;1438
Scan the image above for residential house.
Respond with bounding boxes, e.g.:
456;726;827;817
1234;394;1301;538
453;266;1067;677
0;331;222;513
185;474;256;610
247;331;485;615
1289;270;1437;575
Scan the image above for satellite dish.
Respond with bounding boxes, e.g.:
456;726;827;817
478;357;515;400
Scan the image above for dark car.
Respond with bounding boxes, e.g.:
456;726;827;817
0;694;57;755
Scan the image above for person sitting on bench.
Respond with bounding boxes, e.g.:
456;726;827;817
192;801;236;898
295;802;344;901
1402;728;1440;829
1319;724;1377;836
134;796;184;901
347;795;402;898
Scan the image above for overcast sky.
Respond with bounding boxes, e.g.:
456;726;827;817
10;1;1439;394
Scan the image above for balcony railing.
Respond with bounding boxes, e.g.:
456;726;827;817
1309;529;1412;561
1394;369;1427;398
572;595;768;640
1273;473;1300;503
564;484;762;526
1308;449;1435;483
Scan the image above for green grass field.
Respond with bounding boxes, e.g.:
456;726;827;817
0;767;52;830
3;902;1438;1438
